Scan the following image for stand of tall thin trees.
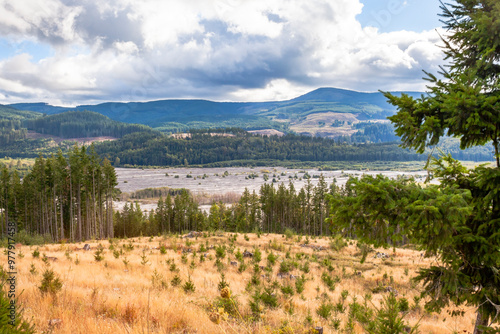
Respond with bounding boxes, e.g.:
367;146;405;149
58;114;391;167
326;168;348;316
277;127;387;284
0;144;118;242
115;176;335;237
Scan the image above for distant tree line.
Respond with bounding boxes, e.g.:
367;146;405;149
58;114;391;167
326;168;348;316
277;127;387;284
114;175;334;237
0;145;118;242
96;129;495;166
94;130;435;167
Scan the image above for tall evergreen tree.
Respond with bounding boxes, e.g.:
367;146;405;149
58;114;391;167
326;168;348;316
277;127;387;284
374;2;500;332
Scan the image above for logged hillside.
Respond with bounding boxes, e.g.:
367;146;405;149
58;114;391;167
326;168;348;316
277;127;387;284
15;233;477;333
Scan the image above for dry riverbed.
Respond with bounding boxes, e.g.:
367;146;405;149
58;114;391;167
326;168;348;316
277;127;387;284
114;167;430;212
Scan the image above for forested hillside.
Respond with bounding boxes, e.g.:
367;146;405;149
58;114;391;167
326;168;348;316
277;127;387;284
24;110;157;139
0;105;41;145
94;129;429;167
0;109;158;158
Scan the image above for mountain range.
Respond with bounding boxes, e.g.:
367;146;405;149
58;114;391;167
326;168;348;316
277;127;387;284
8;87;422;137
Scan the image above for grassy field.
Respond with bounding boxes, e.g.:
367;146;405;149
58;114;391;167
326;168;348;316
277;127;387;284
14;233;476;333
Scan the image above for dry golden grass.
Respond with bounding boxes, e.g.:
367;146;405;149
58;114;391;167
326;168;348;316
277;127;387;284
14;233;477;333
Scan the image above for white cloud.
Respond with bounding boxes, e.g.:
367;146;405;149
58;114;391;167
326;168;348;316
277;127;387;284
229;79;310;102
0;0;444;104
0;0;82;43
114;41;138;54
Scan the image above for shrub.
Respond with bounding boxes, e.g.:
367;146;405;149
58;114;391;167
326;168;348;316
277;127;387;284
279;260;293;274
182;275;196;293
171;275;182;287
122;304;137;324
321;272;340;291
235;249;243;262
94;245;105;262
300;261;310;273
39;269;63;296
140;250;149;265
284;228;294;240
238;262;247;273
330;234;347;251
362;293;419;333
13;230;52;245
151;269;168;290
398;297;410;313
198;243;207;252
253;248;262;263
281;284;294;296
317;302;334;320
269;239;285;252
259;287;279;308
29;263;37;276
295;275;306;294
215;245;226;259
217;273;230;291
267;252;277;266
0;283;35;333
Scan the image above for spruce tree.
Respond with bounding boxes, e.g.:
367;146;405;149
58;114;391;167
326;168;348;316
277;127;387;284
371;1;500;332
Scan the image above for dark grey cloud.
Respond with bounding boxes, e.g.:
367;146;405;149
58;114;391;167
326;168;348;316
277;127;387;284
70;3;143;49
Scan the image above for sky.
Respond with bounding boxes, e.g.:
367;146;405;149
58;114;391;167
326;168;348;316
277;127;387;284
0;0;445;106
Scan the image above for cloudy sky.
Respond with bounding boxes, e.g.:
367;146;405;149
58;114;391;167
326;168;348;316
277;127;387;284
0;0;445;106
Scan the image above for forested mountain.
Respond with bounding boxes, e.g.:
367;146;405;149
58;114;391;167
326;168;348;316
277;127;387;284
7;102;68;115
0;104;41;120
8;87;422;136
24;110;158;139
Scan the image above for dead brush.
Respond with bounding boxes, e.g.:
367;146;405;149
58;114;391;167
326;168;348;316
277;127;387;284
122;303;138;324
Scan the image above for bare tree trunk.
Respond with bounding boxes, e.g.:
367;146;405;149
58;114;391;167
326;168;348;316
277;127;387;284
473;309;489;334
77;182;82;241
24;193;27;232
60;191;64;240
69;173;74;242
53;187;58;241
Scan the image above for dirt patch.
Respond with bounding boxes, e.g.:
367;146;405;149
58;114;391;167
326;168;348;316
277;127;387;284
289;112;361;137
171;133;235;139
26;131;117;145
248;129;285;137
